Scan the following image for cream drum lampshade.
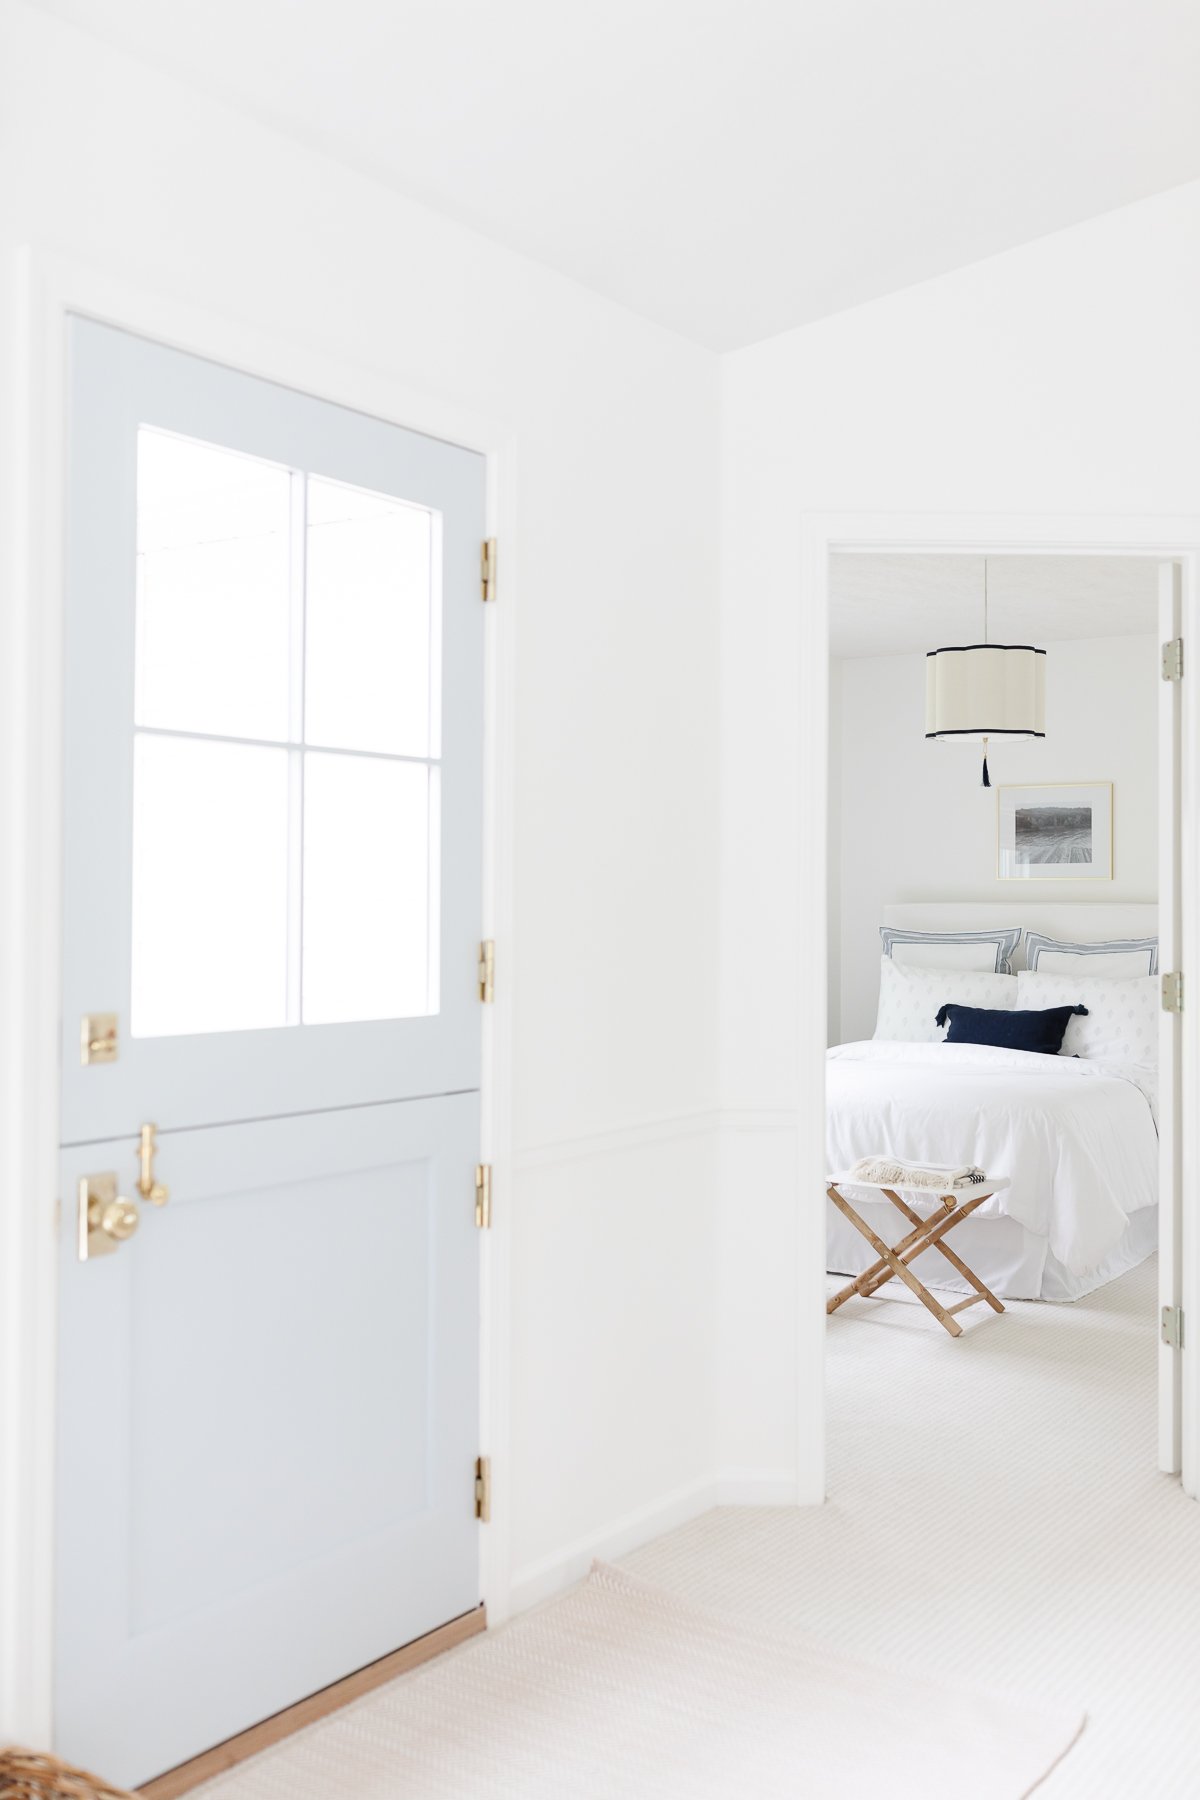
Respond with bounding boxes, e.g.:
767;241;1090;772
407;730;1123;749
925;643;1045;786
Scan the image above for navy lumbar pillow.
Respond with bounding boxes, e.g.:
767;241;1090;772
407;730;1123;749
935;1002;1088;1056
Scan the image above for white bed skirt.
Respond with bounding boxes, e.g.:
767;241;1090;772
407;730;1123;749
826;1196;1158;1303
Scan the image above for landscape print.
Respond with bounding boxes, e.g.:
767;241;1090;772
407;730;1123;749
1014;802;1092;866
999;783;1112;880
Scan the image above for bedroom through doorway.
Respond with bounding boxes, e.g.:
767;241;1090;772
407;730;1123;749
823;549;1182;1465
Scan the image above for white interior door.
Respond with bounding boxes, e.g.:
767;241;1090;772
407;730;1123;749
56;319;486;1787
1158;560;1183;1472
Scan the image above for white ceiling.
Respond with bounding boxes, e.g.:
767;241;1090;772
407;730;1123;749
829;555;1159;659
29;0;1200;349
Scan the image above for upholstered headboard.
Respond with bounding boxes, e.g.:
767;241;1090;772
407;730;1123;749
881;902;1158;972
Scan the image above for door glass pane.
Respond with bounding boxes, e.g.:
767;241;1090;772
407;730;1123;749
302;753;435;1024
131;735;289;1037
130;440;443;1039
136;429;293;741
304;477;436;757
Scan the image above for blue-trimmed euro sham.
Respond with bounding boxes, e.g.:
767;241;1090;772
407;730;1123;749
879;926;1021;976
1024;932;1158;977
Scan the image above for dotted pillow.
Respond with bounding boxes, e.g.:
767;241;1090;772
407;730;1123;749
1015;971;1159;1064
873;956;1018;1044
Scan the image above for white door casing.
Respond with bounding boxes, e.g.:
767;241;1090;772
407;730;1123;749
0;256;516;1756
798;511;1200;1510
1158;560;1184;1472
55;318;487;1786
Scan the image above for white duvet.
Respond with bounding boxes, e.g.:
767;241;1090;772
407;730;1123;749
827;1041;1158;1277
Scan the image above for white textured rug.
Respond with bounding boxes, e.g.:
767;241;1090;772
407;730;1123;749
629;1257;1195;1797
195;1561;1080;1799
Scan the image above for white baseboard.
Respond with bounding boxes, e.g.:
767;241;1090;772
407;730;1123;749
506;1470;808;1616
713;1470;801;1505
508;1476;717;1614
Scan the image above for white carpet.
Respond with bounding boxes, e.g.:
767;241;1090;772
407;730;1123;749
192;1256;1195;1798
627;1256;1200;1798
192;1561;1079;1798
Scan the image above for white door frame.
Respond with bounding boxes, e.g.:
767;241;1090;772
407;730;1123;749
797;508;1200;1504
0;247;517;1747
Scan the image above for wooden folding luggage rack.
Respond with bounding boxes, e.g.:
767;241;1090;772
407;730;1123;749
826;1174;1009;1338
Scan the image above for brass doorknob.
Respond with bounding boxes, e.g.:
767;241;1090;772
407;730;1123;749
78;1173;142;1260
91;1192;140;1243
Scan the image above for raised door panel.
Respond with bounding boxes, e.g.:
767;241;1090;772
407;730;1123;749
56;1093;480;1788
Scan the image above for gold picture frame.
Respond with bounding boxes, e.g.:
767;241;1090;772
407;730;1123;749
997;782;1113;881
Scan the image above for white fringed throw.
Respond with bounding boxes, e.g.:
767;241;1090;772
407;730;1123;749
848;1155;986;1189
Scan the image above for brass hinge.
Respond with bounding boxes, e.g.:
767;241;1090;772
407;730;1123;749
474;1454;492;1521
1162;1304;1185;1350
1162;637;1184;681
481;538;497;603
1162;970;1184;1014
478;939;495;1004
475;1163;492;1230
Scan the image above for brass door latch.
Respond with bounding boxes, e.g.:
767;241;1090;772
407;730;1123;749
135;1123;169;1205
80;1013;118;1065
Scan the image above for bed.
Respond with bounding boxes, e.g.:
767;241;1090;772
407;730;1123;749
826;903;1160;1301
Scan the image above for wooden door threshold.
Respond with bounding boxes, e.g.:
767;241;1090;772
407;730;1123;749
138;1604;487;1798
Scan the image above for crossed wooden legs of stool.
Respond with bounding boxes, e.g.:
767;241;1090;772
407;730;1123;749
826;1183;1005;1338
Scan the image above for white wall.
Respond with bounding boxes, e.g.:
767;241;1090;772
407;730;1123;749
0;0;722;1718
5;0;1198;1730
719;178;1200;1502
830;633;1160;1044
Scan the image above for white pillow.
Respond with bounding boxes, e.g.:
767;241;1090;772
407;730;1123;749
1015;970;1159;1065
874;956;1018;1043
880;926;1021;974
1024;932;1158;979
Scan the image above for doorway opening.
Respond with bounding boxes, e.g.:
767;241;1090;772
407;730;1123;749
791;512;1199;1511
821;544;1183;1466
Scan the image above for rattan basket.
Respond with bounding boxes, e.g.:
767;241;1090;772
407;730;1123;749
0;1748;137;1799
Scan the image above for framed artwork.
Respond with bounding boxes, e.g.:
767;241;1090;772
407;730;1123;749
997;782;1113;881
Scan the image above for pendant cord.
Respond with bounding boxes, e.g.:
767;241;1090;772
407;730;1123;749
983;557;988;644
982;561;990;786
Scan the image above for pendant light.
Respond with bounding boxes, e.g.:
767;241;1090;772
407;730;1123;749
925;559;1045;786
